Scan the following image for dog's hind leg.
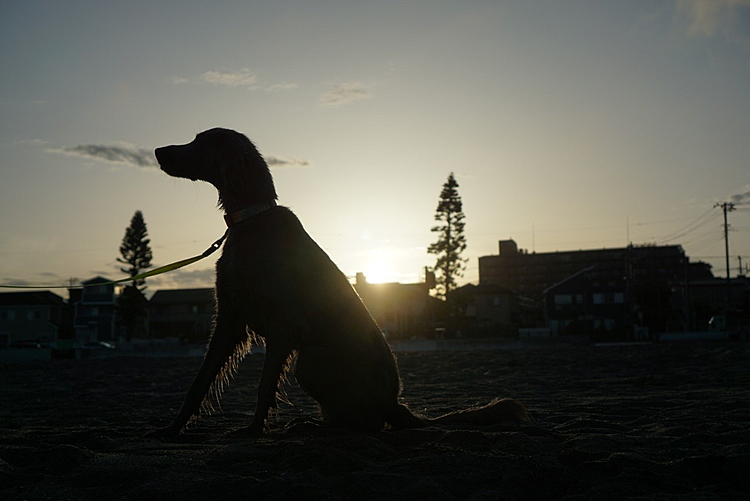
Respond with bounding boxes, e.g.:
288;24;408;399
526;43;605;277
147;318;250;437
233;340;292;436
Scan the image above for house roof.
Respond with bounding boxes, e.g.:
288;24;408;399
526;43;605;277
150;288;214;304
0;291;65;306
82;276;114;285
451;283;516;297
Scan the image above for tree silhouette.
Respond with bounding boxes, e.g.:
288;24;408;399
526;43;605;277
428;173;467;299
117;210;153;290
116;211;152;340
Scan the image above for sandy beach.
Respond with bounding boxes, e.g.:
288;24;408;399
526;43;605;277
1;341;748;500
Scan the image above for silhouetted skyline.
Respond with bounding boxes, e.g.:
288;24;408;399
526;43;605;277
1;1;749;289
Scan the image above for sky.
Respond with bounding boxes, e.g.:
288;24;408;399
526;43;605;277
1;0;749;295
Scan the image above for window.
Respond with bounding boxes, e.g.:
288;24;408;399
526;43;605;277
90;307;99;317
554;294;572;305
593;293;605;305
614;293;625;304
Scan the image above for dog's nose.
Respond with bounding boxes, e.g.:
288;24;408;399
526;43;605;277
154;147;166;165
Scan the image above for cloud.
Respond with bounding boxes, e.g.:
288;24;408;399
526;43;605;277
48;143;157;169
200;68;260;89
318;82;372;107
170;68;297;92
1;278;32;286
677;0;750;37
265;155;311;168
730;185;750;204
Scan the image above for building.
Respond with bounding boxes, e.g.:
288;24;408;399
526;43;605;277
479;239;691;297
478;240;717;335
449;283;537;337
687;276;750;330
0;291;66;347
543;267;638;340
149;288;214;342
68;276;118;344
353;273;441;339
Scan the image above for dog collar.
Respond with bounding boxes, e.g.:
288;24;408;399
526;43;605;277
224;200;277;227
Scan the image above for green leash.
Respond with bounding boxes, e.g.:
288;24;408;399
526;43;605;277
0;230;228;290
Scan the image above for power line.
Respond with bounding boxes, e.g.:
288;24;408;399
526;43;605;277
654;208;720;244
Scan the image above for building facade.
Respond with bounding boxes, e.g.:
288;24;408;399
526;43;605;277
0;291;65;347
479;240;690;296
353;273;441;339
68;276;118;344
149;288;215;343
479;240;717;335
449;283;535;337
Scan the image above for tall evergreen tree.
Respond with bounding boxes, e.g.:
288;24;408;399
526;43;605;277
116;211;152;340
428;173;467;299
117;210;153;290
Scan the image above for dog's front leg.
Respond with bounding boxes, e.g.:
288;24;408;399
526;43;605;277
235;341;291;436
147;318;247;437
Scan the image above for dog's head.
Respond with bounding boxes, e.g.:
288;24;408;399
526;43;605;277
155;128;277;209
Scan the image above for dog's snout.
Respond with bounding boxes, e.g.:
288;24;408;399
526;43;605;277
154;146;170;166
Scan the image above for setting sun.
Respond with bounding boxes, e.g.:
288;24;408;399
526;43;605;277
362;257;396;284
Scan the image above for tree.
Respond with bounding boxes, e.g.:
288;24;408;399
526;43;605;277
117;210;153;290
428;173;467;299
116;211;153;340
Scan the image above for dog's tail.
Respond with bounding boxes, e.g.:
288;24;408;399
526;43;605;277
389;398;529;430
428;398;529;425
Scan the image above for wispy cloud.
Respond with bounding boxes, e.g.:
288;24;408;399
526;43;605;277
729;185;750;205
200;68;259;89
47;143;157;169
265;82;298;92
170;68;297;92
677;0;750;39
265;155;311;168
318;81;372;107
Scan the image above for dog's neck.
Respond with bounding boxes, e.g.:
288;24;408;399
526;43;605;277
224;200;277;227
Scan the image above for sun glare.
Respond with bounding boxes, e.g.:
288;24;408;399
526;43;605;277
363;258;395;284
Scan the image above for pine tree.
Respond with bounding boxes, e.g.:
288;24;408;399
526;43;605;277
117;210;153;290
428;173;467;299
116;211;152;340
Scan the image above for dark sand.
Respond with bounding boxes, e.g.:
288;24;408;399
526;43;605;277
1;342;748;500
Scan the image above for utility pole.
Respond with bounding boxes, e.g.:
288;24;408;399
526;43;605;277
715;202;735;310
